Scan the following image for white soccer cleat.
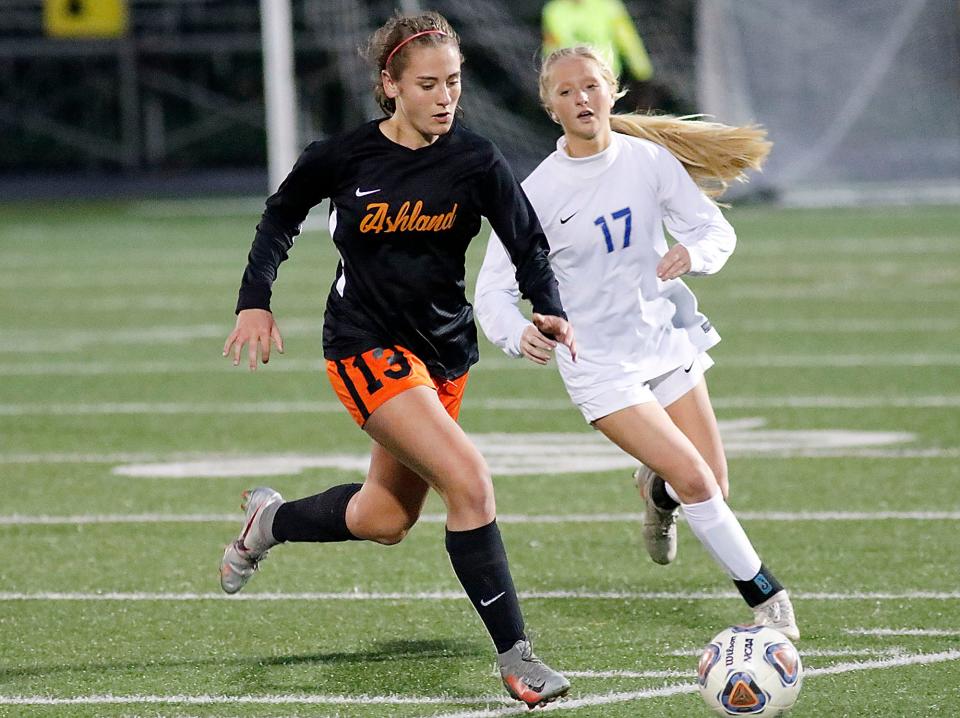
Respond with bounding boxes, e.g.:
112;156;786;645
751;590;800;641
634;465;678;565
219;487;284;594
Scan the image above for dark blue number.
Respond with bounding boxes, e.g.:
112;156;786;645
593;216;614;253
593;207;632;253
612;207;632;248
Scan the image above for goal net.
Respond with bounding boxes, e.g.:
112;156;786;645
697;0;960;204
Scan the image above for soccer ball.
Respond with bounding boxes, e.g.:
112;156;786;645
697;625;803;716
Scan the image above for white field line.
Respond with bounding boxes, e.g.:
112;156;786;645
1;590;957;602
712;396;960;409
11;295;320;314
0;451;223;464
3;396;960;416
3;510;960;527
566;670;691;679
666;647;908;658
696;354;960;368
741;236;959;254
5;353;960;376
844;628;960;637
0;319;321;353
17;281;949;302
2;651;958;712
0;693;504;707
720;448;960;459
430;650;960;718
735;318;960;332
804;651;960;676
719;287;960;303
0;359;323;376
4;448;959;465
0;401;345;416
4;317;957;354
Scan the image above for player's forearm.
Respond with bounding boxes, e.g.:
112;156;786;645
476;238;534;357
235;222;295;312
683;222;736;276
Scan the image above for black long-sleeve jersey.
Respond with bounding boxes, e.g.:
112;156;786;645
236;119;565;380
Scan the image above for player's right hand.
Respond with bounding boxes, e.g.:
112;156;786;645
223;308;284;371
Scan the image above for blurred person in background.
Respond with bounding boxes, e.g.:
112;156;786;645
219;11;575;707
475;45;799;641
542;0;660;109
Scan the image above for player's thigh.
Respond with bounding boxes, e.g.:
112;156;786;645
664;378;729;496
348;440;430;542
593;400;715;499
363;385;492;508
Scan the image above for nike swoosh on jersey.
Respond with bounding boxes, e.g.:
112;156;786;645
355;187;381;197
480;591;506;607
559;212;578;224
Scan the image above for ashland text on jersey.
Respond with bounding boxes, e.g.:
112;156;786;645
236;120;565;380
359;200;458;234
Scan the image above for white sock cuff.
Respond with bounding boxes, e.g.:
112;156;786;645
679;489;725;522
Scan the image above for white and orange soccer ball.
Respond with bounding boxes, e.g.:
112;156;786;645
697;625;803;716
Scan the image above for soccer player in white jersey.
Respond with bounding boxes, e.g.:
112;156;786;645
475;45;799;640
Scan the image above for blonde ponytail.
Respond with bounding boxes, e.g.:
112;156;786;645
610;113;771;199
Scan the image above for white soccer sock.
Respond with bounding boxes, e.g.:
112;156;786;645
681;491;762;581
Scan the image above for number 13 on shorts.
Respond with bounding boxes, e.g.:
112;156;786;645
327;345;468;426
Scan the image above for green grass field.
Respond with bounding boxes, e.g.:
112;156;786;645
1;200;959;717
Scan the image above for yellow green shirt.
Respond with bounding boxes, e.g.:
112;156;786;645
542;0;653;81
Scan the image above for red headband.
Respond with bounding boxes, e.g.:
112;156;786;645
385;29;448;70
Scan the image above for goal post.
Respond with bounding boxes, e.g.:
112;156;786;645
260;0;299;194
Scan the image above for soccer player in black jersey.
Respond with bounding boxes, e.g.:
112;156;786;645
218;11;574;708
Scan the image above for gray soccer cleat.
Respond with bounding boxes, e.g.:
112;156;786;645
752;590;800;641
219;487;284;594
634;465;678;565
497;639;570;709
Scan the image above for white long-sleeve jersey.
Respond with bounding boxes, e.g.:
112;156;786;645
475;131;735;403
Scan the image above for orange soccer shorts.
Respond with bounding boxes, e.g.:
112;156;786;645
326;345;468;427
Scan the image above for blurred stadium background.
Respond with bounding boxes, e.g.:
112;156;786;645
2;0;957;204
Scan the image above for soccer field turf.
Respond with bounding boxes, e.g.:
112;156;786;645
2;200;958;717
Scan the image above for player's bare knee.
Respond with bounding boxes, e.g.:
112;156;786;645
665;460;717;504
458;477;495;516
369;524;410;546
365;509;420;545
348;498;419;545
448;466;495;518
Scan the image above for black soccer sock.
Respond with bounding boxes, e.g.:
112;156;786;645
272;483;363;543
445;520;526;654
651;475;680;511
733;564;785;608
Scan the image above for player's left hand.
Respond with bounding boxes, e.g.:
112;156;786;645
656;244;691;280
532;313;577;362
519;323;557;365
